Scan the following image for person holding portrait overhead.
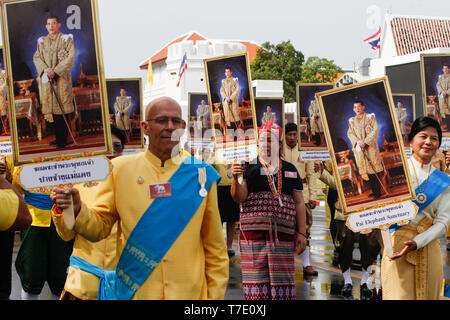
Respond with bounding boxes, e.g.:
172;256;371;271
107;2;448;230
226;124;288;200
347;100;384;199
436;64;450;129
261;106;276;124
220;66;243;129
114;88;132;137
395;101;407;144
33;15;75;149
382;117;450;300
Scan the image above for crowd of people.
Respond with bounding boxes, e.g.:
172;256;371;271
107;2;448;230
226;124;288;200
1;96;449;300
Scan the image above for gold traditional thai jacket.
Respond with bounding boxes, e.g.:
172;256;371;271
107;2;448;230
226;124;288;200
70;148;229;299
220;77;240;123
437;73;450;116
52;183;119;300
308;100;323;135
261;111;276;124
114;96;132;130
395;107;407;135
0;70;7;116
347;112;383;177
33;31;75;115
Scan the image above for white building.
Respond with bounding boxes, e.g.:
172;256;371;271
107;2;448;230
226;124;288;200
369;13;450;78
139;31;261;121
336;13;450;86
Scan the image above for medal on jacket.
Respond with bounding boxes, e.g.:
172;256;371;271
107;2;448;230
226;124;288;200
198;167;207;197
410;159;432;205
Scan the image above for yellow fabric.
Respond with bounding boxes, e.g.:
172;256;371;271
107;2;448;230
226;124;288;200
147;60;153;86
11;167;52;227
52;182;119;300
73;148;229;300
0;189;19;231
381;217;443;300
213;164;232;186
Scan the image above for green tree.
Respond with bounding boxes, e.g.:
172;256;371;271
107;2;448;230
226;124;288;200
300;56;344;83
250;40;304;103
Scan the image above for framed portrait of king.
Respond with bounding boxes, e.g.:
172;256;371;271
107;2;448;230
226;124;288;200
296;83;334;151
187;92;210;141
106;78;143;149
254;97;284;131
420;53;450;149
316;77;415;213
1;0;111;165
392;93;415;152
204;52;257;162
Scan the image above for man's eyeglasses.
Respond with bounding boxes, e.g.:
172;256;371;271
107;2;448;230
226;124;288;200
146;117;184;126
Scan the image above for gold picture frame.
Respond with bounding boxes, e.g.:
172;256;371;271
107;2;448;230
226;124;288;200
1;0;112;165
203;52;258;163
419;53;450;139
106;77;144;149
187;92;210;142
392;93;415;152
316;77;415;214
296;83;334;151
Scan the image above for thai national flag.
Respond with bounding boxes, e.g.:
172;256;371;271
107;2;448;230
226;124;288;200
364;27;381;50
176;53;188;87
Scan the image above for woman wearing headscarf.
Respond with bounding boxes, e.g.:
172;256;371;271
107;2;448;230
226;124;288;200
231;120;306;300
381;116;450;300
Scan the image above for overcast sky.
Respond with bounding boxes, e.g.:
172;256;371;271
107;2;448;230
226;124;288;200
3;0;450;80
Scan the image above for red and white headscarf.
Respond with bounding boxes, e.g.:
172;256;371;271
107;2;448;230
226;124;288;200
258;120;282;141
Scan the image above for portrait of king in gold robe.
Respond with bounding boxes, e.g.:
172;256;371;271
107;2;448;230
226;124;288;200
347;100;384;199
33;15;75;149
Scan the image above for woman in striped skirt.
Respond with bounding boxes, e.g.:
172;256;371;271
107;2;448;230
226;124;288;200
231;120;307;300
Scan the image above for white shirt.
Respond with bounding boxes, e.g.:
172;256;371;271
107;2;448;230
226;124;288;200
408;156;450;249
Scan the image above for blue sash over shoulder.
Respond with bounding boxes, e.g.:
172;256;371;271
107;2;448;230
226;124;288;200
69;157;220;300
389;169;450;233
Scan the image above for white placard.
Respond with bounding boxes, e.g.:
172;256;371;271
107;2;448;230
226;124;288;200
346;200;418;232
405;148;412;158
17;156;112;193
189;140;215;149
216;144;258;162
122;148;143;155
440;137;450;150
0;141;12;156
300;150;330;161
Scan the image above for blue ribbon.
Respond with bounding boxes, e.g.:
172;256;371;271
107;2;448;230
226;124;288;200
24;190;54;210
70;156;220;299
389;169;450;233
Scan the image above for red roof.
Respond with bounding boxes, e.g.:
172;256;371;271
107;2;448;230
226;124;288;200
390;16;450;56
139;31;260;69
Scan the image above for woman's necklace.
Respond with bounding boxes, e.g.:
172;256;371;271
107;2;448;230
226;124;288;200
410;158;432;204
259;156;283;207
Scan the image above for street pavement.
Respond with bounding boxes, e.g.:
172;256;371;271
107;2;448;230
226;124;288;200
7;205;450;300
